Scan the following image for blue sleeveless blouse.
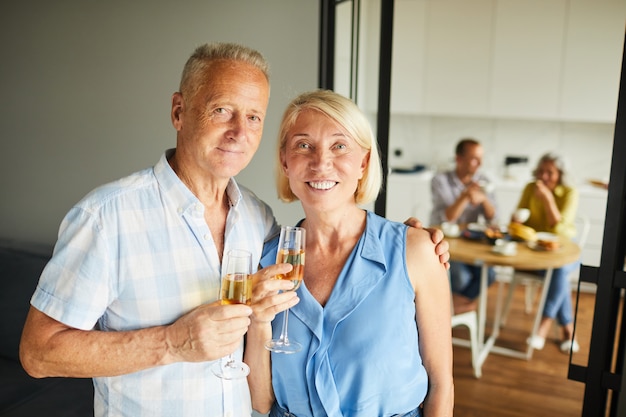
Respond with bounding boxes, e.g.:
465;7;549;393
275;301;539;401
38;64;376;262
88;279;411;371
260;211;428;417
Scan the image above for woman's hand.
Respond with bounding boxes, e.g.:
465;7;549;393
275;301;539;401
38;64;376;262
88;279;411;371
534;180;555;204
249;264;299;324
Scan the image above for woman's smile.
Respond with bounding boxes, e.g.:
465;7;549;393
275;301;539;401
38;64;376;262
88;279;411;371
307;180;337;190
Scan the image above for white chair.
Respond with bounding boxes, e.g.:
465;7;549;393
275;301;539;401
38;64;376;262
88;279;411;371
451;309;481;378
495;215;590;326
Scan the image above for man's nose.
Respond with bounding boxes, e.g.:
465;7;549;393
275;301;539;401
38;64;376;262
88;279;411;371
227;114;248;140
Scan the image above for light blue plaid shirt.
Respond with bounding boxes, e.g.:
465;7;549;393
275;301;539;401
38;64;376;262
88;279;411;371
31;149;280;417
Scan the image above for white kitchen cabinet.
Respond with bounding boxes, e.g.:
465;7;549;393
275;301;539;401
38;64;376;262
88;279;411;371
559;0;626;122
492;183;522;224
489;0;567;119
422;0;493;116
385;0;623;122
385;171;434;224
390;0;427;114
390;0;494;116
575;187;608;267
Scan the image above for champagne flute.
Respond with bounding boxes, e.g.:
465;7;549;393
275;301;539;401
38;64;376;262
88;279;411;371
211;249;253;379
265;226;305;354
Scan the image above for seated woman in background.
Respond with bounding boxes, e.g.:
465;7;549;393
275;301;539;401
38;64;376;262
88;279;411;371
514;152;580;354
247;90;453;417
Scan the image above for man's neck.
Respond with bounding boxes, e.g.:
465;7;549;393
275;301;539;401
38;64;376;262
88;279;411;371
456;169;474;185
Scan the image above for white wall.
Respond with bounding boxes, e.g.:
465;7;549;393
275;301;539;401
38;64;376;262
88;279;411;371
0;0;315;245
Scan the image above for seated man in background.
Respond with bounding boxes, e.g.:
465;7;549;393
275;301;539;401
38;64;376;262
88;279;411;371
430;138;498;313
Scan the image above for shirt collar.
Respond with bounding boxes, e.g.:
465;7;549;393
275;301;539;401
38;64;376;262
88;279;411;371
359;211;389;270
154;149;243;216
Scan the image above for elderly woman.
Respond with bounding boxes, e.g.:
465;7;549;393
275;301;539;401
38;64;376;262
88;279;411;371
246;90;454;417
516;152;580;353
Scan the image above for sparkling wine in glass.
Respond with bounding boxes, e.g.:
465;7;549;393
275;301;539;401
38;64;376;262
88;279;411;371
211;249;252;379
265;226;305;354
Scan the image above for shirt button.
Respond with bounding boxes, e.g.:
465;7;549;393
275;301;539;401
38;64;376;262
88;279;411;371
204;234;210;240
177;207;183;214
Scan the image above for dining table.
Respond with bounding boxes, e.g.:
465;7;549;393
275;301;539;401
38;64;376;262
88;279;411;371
447;231;581;369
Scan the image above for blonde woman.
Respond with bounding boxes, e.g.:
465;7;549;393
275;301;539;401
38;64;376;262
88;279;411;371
247;90;454;417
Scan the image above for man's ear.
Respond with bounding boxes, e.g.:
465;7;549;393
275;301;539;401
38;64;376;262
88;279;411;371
171;92;184;130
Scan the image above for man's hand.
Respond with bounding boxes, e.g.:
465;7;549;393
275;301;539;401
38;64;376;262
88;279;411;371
465;182;488;206
166;301;253;363
404;217;451;270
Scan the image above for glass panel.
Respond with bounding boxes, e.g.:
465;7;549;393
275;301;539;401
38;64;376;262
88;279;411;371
334;0;353;98
355;0;380;130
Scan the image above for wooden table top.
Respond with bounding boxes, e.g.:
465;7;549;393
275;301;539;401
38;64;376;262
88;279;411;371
447;236;581;270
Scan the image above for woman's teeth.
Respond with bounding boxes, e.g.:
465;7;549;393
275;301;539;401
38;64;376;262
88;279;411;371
308;181;336;190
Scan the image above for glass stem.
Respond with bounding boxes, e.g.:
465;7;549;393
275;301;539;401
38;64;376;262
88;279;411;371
279;309;291;344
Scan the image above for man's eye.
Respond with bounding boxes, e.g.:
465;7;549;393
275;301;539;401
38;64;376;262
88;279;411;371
297;143;310;149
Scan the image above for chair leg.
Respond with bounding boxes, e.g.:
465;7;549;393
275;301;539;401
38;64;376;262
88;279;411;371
525;282;538;314
452;311;482;378
499;278;518;326
467;312;481;378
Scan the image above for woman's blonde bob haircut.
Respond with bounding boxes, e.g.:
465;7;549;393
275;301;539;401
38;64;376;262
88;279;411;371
275;89;383;205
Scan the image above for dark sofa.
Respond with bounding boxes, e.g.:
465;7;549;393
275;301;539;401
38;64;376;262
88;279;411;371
0;240;93;417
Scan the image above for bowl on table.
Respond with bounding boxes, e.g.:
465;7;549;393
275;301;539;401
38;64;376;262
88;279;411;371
492;239;518;256
441;222;461;238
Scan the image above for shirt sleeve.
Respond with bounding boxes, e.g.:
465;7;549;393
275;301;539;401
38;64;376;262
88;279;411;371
31;206;114;330
430;173;452;226
554;186;579;238
260;235;279;269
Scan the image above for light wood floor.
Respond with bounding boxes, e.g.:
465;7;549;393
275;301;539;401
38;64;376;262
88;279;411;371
452;282;596;417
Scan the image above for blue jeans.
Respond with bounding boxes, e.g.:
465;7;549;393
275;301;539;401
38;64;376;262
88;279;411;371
269;403;423;417
449;261;495;300
540;261;580;326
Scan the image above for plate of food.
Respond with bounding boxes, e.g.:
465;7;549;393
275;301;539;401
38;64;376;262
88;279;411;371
484;226;506;244
528;232;561;251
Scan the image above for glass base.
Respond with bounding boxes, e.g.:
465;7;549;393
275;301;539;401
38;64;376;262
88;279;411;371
265;339;302;354
211;359;250;379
